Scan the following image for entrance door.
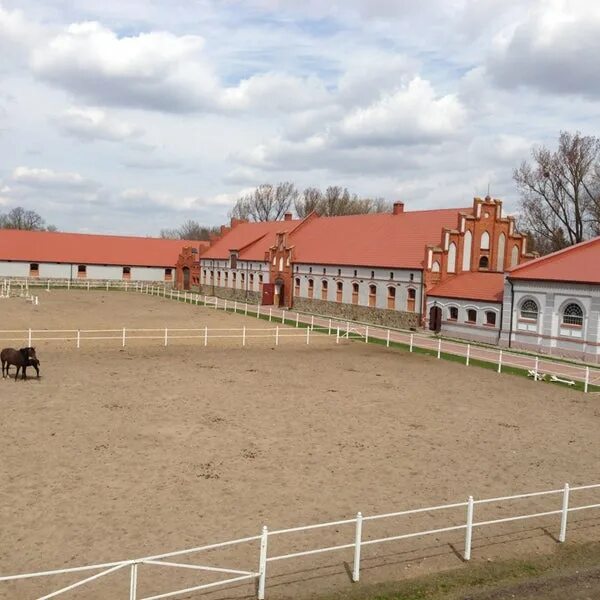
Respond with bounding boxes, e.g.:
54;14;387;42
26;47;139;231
429;305;442;332
183;267;191;291
262;283;275;305
274;279;285;307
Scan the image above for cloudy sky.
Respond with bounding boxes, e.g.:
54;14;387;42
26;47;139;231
0;0;598;235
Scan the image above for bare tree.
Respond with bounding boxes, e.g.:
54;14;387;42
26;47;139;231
294;187;323;218
160;220;219;241
0;207;55;231
294;186;392;217
514;131;600;253
230;182;299;222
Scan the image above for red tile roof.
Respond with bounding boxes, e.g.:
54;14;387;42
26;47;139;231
0;229;206;268
507;236;600;285
201;219;302;261
289;208;470;269
428;272;505;303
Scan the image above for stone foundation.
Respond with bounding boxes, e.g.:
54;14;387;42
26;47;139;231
292;297;420;329
197;284;261;305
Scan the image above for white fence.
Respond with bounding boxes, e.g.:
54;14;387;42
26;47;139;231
0;326;322;348
5;278;600;390
1;482;598;600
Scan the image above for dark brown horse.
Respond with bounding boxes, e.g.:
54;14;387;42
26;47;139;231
1;347;39;381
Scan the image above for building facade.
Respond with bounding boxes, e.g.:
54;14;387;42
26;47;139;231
0;229;207;283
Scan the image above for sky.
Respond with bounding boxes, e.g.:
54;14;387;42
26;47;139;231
0;0;599;235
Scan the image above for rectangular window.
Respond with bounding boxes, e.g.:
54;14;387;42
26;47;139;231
294;278;300;296
29;263;39;278
164;268;172;282
485;311;497;326
77;265;87;279
122;266;131;281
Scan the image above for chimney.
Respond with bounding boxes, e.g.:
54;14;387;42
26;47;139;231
284;212;293;221
392;201;404;215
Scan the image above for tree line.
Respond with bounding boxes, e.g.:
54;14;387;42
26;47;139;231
0;207;56;231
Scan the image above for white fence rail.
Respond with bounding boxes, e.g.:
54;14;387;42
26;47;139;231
4;278;600;390
2;482;599;599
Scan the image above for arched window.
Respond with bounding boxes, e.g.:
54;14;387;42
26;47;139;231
466;309;477;323
241;272;245;284
232;272;237;287
407;288;416;312
336;281;343;302
352;282;359;305
308;279;314;299
321;279;328;300
250;273;255;288
511;244;519;267
448;306;458;320
224;271;229;285
368;284;377;307
497;233;506;271
258;274;263;289
431;261;440;273
217;270;221;285
462;230;472;271
294;277;300;296
387;286;396;310
562;303;583;327
279;257;284;271
520;299;538;321
447;242;457;273
480;231;490;250
479;256;489;270
485;311;497;326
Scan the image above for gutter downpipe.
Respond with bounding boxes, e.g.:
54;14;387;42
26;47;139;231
508;277;514;349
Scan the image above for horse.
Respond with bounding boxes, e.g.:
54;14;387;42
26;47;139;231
1;347;39;381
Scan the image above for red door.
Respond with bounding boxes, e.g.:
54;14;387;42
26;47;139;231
262;283;275;305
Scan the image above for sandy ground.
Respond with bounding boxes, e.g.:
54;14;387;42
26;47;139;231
1;291;599;600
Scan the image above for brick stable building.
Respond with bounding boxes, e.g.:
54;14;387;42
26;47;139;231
0;229;208;282
178;196;533;330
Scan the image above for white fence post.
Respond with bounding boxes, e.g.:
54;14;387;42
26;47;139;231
534;356;539;380
242;326;246;347
164;328;168;347
257;526;268;600
269;307;272;322
311;315;315;331
28;328;32;346
559;483;570;542
77;329;81;349
464;495;474;561
244;303;248;316
336;327;340;344
106;281;109;291
365;326;369;343
129;562;138;600
204;326;208;347
275;326;279;346
224;300;228;312
466;344;470;366
306;327;310;345
122;328;126;347
87;281;90;291
437;338;441;359
296;313;299;328
234;300;237;313
328;319;332;335
386;330;390;348
497;350;503;374
282;310;286;324
585;367;590;393
352;512;363;583
257;304;261;319
410;333;414;352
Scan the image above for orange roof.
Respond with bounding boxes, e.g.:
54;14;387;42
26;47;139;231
507;237;600;285
428;272;505;302
289;208;470;268
0;229;206;268
202;219;302;261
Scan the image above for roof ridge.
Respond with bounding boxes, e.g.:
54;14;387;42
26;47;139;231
508;236;600;273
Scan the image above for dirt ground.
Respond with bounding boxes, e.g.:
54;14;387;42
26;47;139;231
1;290;599;600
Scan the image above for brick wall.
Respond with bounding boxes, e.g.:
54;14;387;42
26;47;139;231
292;297;420;329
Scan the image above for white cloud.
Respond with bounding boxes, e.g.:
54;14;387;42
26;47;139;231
12;166;97;189
338;77;466;146
487;0;600;97
55;106;144;142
